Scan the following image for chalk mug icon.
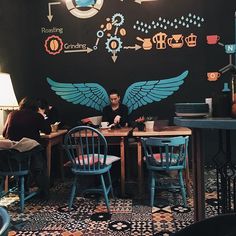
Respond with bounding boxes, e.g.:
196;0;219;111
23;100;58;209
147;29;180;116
206;35;220;45
207;72;221;81
101;122;109;129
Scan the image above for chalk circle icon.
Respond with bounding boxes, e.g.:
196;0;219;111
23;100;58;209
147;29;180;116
65;0;104;19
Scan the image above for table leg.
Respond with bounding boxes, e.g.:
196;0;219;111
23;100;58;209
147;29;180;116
46;142;52;177
192;128;205;222
137;138;143;197
4;176;8;192
120;137;125;197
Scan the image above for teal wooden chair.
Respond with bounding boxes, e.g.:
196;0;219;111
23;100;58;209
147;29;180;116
0;207;10;236
64;126;117;213
141;136;189;207
0;149;38;212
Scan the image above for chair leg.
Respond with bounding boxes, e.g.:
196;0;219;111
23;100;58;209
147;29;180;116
150;171;155;207
69;177;78;210
100;174;110;213
107;170;114;198
19;176;25;212
179;171;187;207
0;177;4;197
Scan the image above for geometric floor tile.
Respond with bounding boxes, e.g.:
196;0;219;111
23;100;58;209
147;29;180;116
1;173;220;236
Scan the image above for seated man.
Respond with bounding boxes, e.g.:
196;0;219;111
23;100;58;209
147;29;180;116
102;89;129;127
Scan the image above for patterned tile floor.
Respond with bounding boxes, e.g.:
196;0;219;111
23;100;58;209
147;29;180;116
0;169;218;236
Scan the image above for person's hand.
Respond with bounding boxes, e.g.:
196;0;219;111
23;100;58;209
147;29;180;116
38;108;47;119
114;115;121;124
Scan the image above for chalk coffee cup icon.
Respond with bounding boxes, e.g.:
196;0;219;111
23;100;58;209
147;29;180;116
101;122;109;128
207;72;221;81
206;35;220;45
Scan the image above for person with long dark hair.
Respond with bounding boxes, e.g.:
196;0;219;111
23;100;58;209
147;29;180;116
2;97;51;199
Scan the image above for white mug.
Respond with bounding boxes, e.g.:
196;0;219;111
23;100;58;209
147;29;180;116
101;122;109;128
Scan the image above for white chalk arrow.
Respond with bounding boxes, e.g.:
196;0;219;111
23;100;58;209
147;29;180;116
64;47;93;54
123;44;142;50
135;0;157;4
111;51;118;63
47;2;61;22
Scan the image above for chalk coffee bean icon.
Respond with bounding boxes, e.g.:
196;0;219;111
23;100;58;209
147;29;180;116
50;39;59;51
44;35;63;55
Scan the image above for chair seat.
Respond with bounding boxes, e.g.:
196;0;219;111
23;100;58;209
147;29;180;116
71;163;112;175
64;154;120;167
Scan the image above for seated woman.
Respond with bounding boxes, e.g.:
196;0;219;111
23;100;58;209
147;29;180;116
2;97;51;199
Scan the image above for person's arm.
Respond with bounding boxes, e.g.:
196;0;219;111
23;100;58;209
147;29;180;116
102;106;109;122
119;105;129;127
37;113;51;134
2;113;11;138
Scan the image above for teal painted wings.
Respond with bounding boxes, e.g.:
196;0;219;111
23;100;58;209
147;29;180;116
46;70;188;114
46;78;109;112
122;70;188;114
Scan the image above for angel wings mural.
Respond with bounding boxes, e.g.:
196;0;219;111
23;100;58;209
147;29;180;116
46;70;188;114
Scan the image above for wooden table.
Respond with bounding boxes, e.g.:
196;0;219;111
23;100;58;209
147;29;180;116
174;117;236;222
133;126;192;197
40;129;67;178
97;127;132;197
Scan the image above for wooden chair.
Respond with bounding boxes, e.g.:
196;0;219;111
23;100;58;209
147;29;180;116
0;149;38;212
64;126;119;213
141;136;189;207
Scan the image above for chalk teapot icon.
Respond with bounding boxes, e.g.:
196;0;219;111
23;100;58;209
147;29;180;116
167;34;184;48
152;32;167;49
185;33;197;47
136;37;152;50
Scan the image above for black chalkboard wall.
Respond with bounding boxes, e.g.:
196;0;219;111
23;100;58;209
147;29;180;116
0;0;235;126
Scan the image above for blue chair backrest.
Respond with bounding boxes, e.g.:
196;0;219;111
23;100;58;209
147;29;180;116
0;149;32;176
64;126;108;172
0;207;10;236
141;136;189;170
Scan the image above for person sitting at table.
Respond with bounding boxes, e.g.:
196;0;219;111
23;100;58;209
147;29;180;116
37;98;60;124
102;89;129;127
2;96;51;199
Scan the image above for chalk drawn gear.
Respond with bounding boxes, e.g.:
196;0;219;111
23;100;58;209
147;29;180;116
105;36;123;53
112;13;125;27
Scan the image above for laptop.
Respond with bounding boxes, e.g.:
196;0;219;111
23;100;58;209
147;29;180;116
154;119;169;131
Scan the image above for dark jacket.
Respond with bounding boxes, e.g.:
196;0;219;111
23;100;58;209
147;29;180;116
2;109;51;142
102;104;129;127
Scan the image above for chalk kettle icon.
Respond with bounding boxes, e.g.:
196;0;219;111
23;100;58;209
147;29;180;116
185;33;197;47
152;32;167;49
136;37;152;50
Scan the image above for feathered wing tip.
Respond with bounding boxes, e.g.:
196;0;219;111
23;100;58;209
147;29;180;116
46;77;110;112
122;70;189;114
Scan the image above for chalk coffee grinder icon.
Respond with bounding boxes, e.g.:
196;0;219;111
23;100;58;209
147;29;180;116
167;34;184;48
152;32;167;49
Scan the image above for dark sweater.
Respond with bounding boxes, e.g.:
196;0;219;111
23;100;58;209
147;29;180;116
102;104;129;127
2;109;51;142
